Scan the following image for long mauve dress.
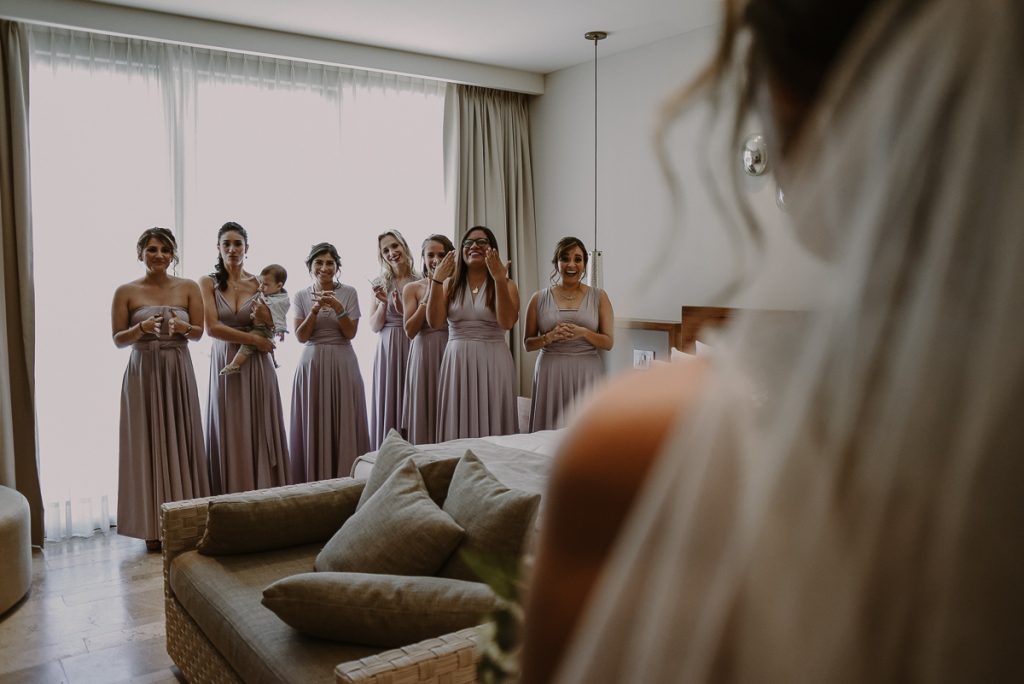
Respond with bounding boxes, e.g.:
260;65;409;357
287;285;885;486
529;287;606;431
436;283;518;440
206;290;290;494
118;305;210;540
402;306;449;445
289;284;369;481
370;281;411;449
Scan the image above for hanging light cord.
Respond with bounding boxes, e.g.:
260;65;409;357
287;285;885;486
592;35;599;252
584;31;607;259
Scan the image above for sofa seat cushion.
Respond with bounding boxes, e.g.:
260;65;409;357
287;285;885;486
263;572;497;648
169;543;378;684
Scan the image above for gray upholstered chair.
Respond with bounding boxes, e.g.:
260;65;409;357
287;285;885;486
0;485;32;614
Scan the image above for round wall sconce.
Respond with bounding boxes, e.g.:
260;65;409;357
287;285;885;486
741;134;769;176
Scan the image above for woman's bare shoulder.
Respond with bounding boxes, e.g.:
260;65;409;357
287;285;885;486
553;359;711;497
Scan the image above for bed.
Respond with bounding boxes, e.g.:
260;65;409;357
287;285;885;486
351;428;566;494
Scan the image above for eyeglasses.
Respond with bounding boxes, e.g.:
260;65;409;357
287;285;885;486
462;238;490;248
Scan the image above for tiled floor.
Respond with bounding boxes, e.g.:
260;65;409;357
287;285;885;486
0;533;184;684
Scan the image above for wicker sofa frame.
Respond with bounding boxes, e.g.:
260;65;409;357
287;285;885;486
161;480;482;684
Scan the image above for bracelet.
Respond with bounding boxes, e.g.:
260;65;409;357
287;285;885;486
431;278;444;285
185;323;193;336
336;310;347;320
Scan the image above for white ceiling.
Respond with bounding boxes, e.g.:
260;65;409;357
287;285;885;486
89;0;722;74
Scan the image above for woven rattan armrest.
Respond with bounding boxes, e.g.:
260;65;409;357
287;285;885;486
335;627;481;684
162;496;214;576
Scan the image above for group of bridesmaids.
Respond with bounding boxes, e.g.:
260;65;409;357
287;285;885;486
111;222;614;547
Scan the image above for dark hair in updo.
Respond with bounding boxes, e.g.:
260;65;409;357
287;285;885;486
305;242;342;271
305;242;343;290
136;227;178;265
211;221;248;292
549;236;589;284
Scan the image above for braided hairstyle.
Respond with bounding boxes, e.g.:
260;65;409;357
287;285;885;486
211;221;248;292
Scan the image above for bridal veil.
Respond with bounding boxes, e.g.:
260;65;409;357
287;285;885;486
554;0;1023;681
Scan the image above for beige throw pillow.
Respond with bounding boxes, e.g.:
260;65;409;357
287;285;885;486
315;459;465;576
262;572;497;647
357;429;458;509
198;479;364;556
439;450;542;581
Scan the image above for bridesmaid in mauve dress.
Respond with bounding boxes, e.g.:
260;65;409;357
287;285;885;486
401;234;455;445
524;237;615;431
428;226;520;441
199;222;290;494
290;242;369;481
111;227;209;550
368;230;417;449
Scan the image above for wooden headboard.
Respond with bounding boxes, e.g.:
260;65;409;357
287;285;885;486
619;306;741;354
679;306;737;354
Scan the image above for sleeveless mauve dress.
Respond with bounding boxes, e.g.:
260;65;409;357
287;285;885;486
529;287;606;431
289;284;369;481
118;305;210;540
402;302;449;445
370;282;411;449
206;290;290;494
436;283;518;440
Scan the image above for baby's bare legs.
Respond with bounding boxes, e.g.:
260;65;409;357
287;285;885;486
220;346;254;376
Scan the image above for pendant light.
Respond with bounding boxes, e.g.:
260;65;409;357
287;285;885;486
585;30;607;288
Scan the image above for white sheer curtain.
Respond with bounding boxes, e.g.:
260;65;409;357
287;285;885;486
28;27;448;540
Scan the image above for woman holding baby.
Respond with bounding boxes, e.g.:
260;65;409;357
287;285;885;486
199;221;290;495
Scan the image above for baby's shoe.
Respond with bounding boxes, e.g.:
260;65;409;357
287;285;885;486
220;364;240;376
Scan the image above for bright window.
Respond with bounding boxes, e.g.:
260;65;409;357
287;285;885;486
29;28;449;539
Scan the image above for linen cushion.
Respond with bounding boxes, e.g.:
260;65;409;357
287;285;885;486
263;572;497;647
198;479;364;556
315;459;464;576
439;450;542;581
357;429;458;509
170;544;377;684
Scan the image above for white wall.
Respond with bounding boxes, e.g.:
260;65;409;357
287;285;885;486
529;25;826;327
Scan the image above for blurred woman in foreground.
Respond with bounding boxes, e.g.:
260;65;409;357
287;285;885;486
522;1;1024;681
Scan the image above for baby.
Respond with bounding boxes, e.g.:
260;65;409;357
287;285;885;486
220;264;290;375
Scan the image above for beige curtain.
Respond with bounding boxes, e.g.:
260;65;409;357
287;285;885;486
443;84;539;395
0;20;43;546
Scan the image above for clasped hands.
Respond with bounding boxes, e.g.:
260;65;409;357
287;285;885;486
139;311;192;336
310;290;343;316
546;322;583;343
